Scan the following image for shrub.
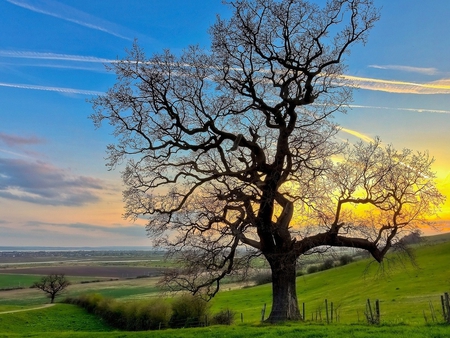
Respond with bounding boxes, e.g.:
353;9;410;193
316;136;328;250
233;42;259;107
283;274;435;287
76;293;105;312
134;299;172;330
296;270;304;277
307;265;319;274
65;294;172;331
211;309;236;325
319;258;334;271
170;294;210;328
339;254;353;266
253;272;272;285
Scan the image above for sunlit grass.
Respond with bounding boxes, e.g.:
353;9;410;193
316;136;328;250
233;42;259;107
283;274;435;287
0;236;449;337
1;304;449;338
212;239;450;324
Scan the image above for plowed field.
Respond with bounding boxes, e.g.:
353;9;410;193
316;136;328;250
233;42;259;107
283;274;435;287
0;266;166;278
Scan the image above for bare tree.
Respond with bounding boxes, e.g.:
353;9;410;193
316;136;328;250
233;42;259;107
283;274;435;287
33;274;70;303
91;0;445;322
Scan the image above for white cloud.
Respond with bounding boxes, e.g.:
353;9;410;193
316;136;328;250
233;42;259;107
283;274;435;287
339;128;375;143
0;50;114;63
369;64;439;76
4;50;450;97
0;82;103;95
6;0;134;40
341;75;450;95
0;158;105;206
348;104;450;115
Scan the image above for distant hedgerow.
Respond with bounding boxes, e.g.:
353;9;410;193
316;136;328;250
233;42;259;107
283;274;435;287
65;294;171;330
169;294;210;328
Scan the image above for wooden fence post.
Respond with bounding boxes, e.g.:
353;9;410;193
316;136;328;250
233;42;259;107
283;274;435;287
325;299;329;324
375;299;380;324
366;299;374;323
261;303;266;322
331;302;334;323
445;293;450;323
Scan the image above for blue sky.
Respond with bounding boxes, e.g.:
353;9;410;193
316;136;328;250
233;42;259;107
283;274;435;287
1;0;450;247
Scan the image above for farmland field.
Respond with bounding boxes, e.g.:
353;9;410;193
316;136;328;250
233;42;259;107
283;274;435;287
0;235;449;337
0;265;166;279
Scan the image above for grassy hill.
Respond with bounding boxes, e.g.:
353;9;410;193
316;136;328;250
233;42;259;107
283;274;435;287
212;238;450;324
1;236;449;337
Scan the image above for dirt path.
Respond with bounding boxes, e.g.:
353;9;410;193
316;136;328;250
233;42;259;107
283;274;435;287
0;303;55;315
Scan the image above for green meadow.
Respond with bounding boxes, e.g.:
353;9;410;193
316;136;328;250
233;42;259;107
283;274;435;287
1;235;449;337
1;304;449;338
212;237;450;324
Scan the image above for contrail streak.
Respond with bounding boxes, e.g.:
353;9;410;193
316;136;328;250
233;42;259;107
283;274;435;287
0;50;114;63
348;104;450;115
6;0;133;40
341;75;450;95
0;82;103;95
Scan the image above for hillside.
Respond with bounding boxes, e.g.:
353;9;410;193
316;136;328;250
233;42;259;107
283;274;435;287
0;236;449;337
212;237;450;324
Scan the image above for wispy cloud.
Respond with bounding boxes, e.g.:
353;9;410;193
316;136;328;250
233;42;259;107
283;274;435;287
0;158;105;206
0;132;46;160
342;75;450;95
24;221;146;238
0;51;113;73
369;64;439;76
0;220;148;246
0;50;114;63
0;82;103;95
3;50;450;96
339;128;375;143
0;133;45;147
348;104;450;115
6;0;134;40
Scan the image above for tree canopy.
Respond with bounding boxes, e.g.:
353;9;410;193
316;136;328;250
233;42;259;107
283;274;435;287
91;0;445;322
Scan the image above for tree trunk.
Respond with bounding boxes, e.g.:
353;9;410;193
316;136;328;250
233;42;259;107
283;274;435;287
266;256;301;323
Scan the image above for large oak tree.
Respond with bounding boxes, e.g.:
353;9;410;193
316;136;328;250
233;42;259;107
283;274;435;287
91;0;445;322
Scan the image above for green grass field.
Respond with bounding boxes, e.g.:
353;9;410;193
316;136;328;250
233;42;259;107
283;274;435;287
1;304;449;338
0;274;43;289
1;236;450;337
211;239;450;324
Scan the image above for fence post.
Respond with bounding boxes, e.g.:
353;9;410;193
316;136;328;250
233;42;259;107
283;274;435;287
325;299;329;324
331;302;334;323
302;302;305;321
261;303;266;322
445;293;450;323
375;299;380;324
241;313;244;323
366;299;373;323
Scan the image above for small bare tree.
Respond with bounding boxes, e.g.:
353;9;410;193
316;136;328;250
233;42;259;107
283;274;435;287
91;0;445;322
33;274;70;303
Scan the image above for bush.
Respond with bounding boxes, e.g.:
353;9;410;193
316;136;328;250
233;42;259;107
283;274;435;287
307;265;319;274
75;293;105;312
211;309;236;325
296;270;304;277
253;272;272;285
134;299;172;330
170;294;210;328
65;294;172;331
319;258;334;271
339;254;353;266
